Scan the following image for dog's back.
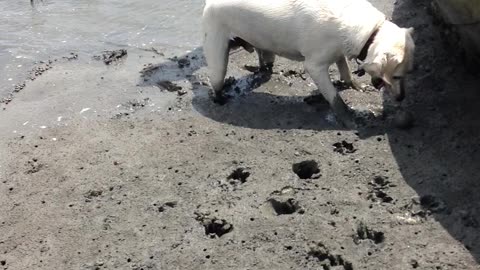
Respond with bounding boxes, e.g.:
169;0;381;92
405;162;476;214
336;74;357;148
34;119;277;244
203;0;384;59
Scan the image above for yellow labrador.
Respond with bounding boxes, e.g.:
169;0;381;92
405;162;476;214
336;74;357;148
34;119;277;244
202;0;415;127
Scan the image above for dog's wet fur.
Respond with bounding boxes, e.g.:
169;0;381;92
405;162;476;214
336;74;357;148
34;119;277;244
202;0;415;127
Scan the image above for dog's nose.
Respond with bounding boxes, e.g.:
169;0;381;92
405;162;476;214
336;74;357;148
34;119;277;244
371;77;384;89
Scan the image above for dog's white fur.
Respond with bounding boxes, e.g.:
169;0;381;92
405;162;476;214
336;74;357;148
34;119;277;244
202;0;415;126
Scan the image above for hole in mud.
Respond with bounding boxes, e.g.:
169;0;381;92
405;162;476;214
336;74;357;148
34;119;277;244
354;222;385;244
333;141;357;155
195;213;233;238
368;176;394;203
419;195;446;213
269;198;301;215
203;219;233;238
157;201;177;212
292;160;320;179
227;168;250;184
308;242;353;270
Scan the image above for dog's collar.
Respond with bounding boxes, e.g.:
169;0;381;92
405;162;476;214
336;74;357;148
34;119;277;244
357;28;379;62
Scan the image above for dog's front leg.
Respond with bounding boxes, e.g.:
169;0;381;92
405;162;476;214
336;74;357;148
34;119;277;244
336;56;362;90
305;61;356;128
203;24;230;104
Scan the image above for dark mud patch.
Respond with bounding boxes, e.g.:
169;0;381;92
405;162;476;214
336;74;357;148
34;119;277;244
177;58;190;69
155;201;177;213
333;141;356;155
140;63;163;77
353;222;385;245
102;215;119;230
124;98;150;109
459;210;479;228
25;159;44;174
281;69;307;80
94;49;127;65
268;198;303;215
113;98;150;119
419;195;447;213
139;47;164;56
213;70;272;105
292;160;321;179
393;111;415;130
227;168;250;184
332;80;354;91
62;52;79;61
85;190;103;201
1;53;78;106
167;56;192;69
367;176;394;203
156;81;182;92
195;212;233;238
307;241;353;270
304;95;328;106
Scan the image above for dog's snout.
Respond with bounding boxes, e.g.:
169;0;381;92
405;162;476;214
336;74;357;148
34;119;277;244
395;79;406;101
371;77;384;89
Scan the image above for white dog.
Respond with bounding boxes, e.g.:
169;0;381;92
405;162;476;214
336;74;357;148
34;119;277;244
202;0;415;127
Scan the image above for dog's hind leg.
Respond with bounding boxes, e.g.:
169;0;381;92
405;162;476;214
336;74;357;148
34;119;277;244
256;49;275;73
336;56;362;90
202;20;230;103
305;61;355;128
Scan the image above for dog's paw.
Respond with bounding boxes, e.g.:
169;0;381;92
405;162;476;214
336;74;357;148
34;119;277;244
332;96;357;129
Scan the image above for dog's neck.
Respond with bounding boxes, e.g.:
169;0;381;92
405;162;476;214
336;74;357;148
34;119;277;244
341;7;385;60
357;28;380;62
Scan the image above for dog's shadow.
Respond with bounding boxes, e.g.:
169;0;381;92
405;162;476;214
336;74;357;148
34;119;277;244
390;0;480;263
139;46;388;137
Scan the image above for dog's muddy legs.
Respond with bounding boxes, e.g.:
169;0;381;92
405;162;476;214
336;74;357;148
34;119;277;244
336;56;362;90
203;23;230;104
256;49;275;73
305;61;356;128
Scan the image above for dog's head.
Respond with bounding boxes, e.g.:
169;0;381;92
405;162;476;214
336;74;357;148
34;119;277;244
361;25;415;101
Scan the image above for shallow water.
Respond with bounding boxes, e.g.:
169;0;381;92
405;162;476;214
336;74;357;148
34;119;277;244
0;0;204;94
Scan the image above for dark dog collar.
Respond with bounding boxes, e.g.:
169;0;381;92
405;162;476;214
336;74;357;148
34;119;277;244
357;28;379;62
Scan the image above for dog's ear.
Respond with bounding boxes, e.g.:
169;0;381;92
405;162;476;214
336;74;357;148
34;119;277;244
406;27;414;35
361;53;386;78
